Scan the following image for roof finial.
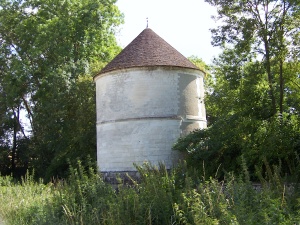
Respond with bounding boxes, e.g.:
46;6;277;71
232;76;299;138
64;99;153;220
146;17;148;28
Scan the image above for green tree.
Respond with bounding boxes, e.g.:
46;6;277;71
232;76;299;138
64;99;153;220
0;23;30;176
0;0;123;178
206;0;300;116
174;0;300;180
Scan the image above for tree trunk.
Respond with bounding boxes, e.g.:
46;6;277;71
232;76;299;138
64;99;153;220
279;59;284;115
11;109;17;175
264;39;277;116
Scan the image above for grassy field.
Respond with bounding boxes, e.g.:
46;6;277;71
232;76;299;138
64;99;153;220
1;162;300;224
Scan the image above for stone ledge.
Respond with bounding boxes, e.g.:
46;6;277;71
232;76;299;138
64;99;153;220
101;171;141;185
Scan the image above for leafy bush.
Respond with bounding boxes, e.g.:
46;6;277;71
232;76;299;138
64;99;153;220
173;114;300;181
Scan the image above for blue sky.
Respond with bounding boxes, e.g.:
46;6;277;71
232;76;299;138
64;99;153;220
116;0;221;64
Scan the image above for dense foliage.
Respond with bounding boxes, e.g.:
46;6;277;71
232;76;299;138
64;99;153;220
1;162;300;224
1;0;300;223
174;0;300;180
0;0;123;179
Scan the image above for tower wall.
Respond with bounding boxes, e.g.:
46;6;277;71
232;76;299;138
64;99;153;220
95;66;206;172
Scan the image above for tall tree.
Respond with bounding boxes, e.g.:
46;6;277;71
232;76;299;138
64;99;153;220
174;0;300;179
207;0;300;116
0;0;123;178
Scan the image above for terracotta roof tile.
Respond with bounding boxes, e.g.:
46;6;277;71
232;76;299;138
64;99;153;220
99;28;199;74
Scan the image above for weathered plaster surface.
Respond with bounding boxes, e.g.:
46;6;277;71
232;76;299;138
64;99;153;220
95;66;206;172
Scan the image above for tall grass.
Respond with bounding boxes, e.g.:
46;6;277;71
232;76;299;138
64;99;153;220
1;161;300;224
0;172;58;225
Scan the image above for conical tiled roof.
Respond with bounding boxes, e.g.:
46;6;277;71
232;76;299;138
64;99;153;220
99;28;199;74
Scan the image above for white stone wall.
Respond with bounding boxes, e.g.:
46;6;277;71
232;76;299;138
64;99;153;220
95;66;206;172
97;119;182;171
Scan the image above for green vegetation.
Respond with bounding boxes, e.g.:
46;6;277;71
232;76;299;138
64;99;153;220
176;0;300;180
1;162;300;224
0;0;123;179
1;0;299;182
0;0;300;223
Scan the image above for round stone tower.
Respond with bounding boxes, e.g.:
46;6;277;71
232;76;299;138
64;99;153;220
94;28;206;175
